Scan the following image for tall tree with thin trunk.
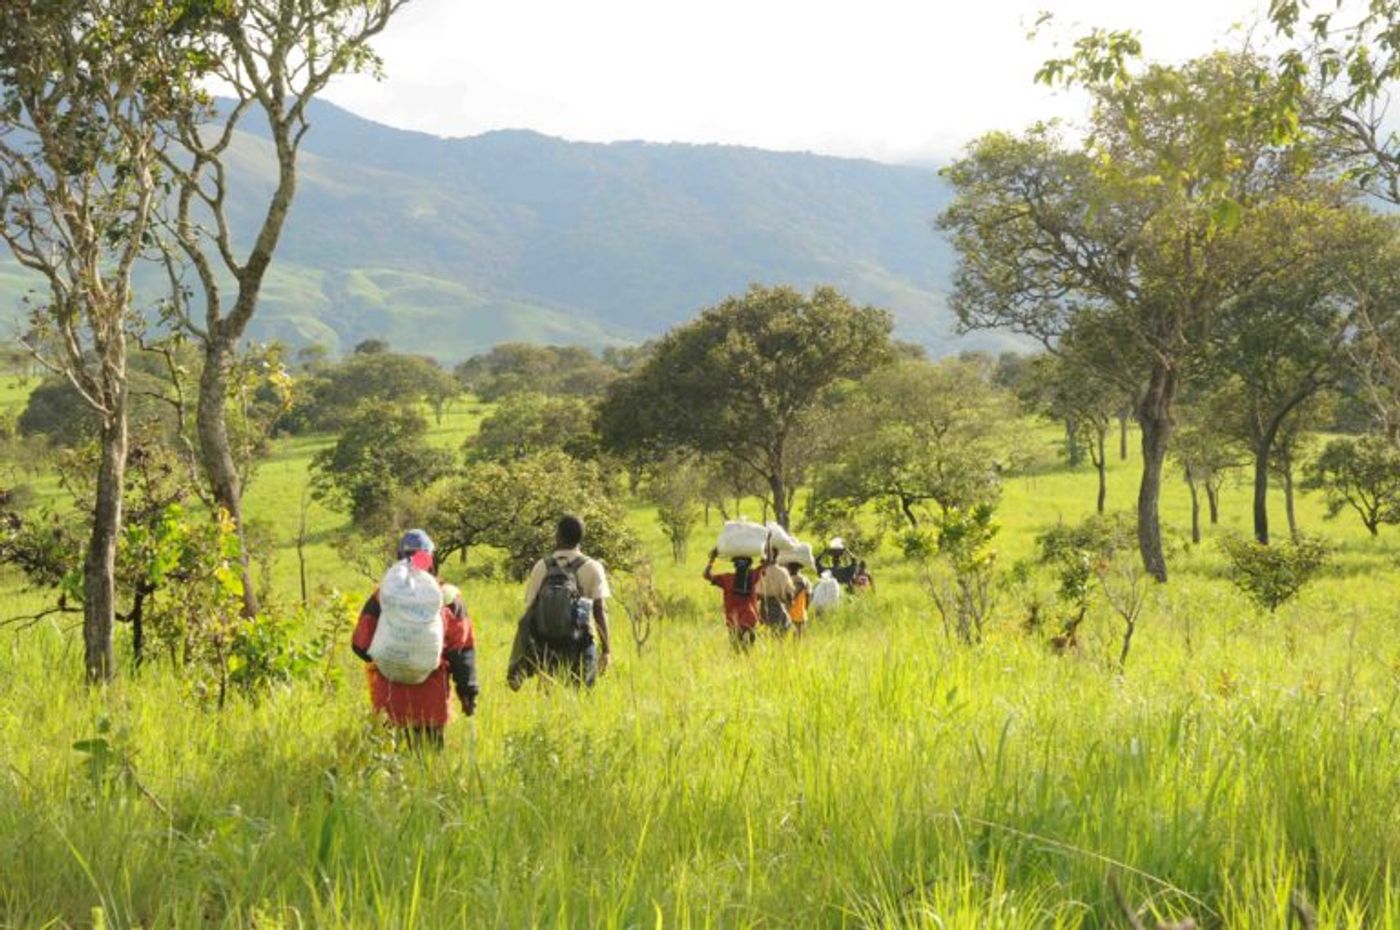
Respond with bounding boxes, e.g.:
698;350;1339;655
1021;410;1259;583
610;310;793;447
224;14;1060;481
159;0;409;616
944;53;1319;581
0;0;197;681
1018;346;1122;514
1206;195;1395;544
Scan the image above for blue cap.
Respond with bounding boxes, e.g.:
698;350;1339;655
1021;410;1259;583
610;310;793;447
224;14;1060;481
396;529;435;559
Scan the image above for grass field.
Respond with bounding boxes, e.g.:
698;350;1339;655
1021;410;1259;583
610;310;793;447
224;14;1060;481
1;376;1398;928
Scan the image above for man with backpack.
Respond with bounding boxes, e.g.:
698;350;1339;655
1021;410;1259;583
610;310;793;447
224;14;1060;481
507;515;613;689
351;529;479;749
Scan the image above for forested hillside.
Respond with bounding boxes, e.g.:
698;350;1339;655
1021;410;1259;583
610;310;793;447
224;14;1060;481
0;100;980;359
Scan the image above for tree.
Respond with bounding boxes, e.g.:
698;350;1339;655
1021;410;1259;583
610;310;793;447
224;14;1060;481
1;426;258;687
1205;195;1396;543
942;53;1318;581
158;0;409;617
646;454;705;564
1302;435;1400;536
310;402;453;527
455;343;619;400
1268;1;1400;206
291;351;459;432
1019;349;1122;513
0;1;200;680
465;392;597;464
598;285;893;528
814;359;1013;528
428;450;640;580
1172;391;1244;543
1269;402;1326;540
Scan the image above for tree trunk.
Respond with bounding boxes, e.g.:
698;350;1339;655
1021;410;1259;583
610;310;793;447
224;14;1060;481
1206;484;1220;525
1282;463;1299;540
198;345;259;617
901;496;920;528
767;472;790;529
1186;475;1201;545
1119;412;1130;461
1251;443;1272;545
1065;417;1082;467
1095;430;1107;514
1136;364;1175;583
84;412;128;683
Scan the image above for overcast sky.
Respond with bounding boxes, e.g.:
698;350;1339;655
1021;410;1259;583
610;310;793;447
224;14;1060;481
322;0;1273;164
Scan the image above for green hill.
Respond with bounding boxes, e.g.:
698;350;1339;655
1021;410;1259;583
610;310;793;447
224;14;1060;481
0;102;1005;360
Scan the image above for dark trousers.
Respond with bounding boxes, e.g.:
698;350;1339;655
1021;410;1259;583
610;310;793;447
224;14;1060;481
398;725;445;751
508;617;598;689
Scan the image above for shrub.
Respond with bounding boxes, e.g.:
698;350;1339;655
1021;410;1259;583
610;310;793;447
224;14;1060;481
1219;532;1331;613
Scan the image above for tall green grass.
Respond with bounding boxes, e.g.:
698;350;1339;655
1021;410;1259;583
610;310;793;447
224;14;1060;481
1;377;1398;927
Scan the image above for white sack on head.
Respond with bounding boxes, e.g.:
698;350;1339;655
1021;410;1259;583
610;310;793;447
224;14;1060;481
776;542;816;570
716;520;768;559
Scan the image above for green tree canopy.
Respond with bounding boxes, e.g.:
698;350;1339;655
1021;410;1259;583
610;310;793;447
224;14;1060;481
941;52;1322;581
309;402;453;527
428;450;639;580
813;359;1014;528
455;343;619;400
465;392;598;464
1302;434;1400;536
597;284;893;528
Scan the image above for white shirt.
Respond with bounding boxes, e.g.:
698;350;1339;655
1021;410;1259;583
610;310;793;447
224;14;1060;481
523;548;611;608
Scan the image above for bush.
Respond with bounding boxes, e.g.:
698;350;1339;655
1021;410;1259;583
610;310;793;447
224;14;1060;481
1219;533;1331;613
915;503;1001;645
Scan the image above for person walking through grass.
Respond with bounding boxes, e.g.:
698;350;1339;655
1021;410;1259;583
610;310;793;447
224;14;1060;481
351;529;479;750
786;560;812;637
703;546;771;650
507;515;613;689
755;551;795;635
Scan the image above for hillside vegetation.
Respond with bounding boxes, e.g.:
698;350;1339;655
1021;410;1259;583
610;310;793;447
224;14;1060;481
0;101;981;359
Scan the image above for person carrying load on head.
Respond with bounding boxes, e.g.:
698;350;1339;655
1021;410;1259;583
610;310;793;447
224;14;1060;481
703;549;768;651
351;529;479;750
816;537;858;589
508;515;613;690
754;540;795;635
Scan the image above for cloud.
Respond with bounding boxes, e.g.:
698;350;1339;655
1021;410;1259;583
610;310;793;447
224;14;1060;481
321;0;1272;162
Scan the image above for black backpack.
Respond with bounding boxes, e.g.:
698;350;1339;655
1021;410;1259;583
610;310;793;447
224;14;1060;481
531;555;588;642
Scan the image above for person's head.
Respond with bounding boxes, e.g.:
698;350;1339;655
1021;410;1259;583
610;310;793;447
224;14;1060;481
397;528;436;571
858;560;867;572
786;562;803;576
556;514;584;550
732;556;757;595
829;536;846;555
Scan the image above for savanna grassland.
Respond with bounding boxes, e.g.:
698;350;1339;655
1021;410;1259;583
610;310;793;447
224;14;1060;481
1;377;1398;929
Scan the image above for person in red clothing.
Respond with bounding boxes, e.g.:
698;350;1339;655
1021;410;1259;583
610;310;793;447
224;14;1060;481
351;530;479;749
703;546;772;651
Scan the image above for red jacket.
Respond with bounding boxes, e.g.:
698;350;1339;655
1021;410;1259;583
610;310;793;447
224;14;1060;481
707;566;766;630
352;587;478;728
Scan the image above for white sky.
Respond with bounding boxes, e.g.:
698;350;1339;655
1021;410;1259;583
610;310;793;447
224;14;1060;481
322;0;1274;164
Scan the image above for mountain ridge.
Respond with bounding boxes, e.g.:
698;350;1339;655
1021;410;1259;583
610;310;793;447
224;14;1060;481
1;101;1013;360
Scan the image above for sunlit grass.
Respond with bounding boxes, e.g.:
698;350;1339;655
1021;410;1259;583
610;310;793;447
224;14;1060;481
2;374;1399;927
